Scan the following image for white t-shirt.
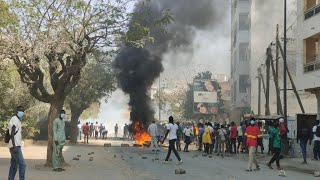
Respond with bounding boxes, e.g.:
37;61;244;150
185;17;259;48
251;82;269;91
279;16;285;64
183;128;192;137
167;123;178;140
313;125;320;141
208;126;214;133
77;124;82;131
148;123;158;137
8;116;22;148
237;126;243;136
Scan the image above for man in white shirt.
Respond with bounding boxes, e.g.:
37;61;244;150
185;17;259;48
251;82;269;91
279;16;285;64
237;122;244;153
312;120;320;160
77;121;82;141
162;116;182;164
148;121;159;151
8;106;26;180
183;126;192;152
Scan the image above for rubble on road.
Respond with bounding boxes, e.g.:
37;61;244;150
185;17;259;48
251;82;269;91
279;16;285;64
73;157;80;160
175;169;186;174
104;143;111;147
89;157;93;161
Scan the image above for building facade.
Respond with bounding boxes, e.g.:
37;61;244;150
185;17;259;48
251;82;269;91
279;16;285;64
296;0;320;118
230;0;252;121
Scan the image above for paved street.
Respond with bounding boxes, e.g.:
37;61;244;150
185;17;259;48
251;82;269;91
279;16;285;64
0;140;318;180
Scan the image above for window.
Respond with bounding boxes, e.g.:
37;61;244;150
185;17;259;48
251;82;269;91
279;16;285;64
239;43;249;61
239;75;249;93
239;13;249;30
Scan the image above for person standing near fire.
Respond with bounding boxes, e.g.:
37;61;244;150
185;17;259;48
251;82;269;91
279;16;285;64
148;121;159;152
114;124;119;138
162;116;182;165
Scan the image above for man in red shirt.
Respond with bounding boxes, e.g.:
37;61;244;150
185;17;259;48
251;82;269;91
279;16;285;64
82;122;90;144
230;122;238;154
245;118;261;171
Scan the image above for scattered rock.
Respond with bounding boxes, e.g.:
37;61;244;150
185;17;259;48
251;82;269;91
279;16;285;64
278;170;286;177
208;155;212;158
121;143;130;147
194;155;198;157
121;155;123;158
142;157;148;159
152;159;155;162
175;168;186;174
77;155;81;157
89;157;93;161
202;154;207;157
114;155;117;158
88;153;91;155
155;158;160;161
91;152;95;154
73;157;80;160
314;171;320;177
129;157;133;159
104;143;111;147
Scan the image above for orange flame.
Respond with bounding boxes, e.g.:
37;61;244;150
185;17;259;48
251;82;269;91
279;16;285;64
133;121;151;145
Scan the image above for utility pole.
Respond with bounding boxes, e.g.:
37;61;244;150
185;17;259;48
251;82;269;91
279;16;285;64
268;46;283;115
283;0;287;123
277;39;305;113
265;48;271;116
276;24;281;114
158;75;161;122
257;67;262;116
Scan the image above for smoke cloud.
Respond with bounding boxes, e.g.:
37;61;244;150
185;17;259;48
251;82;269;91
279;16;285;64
114;0;224;128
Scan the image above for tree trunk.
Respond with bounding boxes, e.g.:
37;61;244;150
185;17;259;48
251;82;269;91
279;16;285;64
69;107;84;144
45;99;64;167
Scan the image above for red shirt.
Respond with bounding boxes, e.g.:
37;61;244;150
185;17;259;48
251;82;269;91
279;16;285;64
230;125;237;139
83;125;90;135
245;125;261;147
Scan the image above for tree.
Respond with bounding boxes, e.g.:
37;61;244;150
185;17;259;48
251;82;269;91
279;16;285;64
0;0;17;28
182;71;224;121
66;59;116;143
0;0;167;166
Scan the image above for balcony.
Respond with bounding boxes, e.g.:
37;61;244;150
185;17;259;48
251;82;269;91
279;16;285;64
304;60;320;73
305;3;320;20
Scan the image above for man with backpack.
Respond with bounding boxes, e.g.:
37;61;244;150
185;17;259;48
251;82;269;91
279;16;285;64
6;106;26;180
312;120;320;160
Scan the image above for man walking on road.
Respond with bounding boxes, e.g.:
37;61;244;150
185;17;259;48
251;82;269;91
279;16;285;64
245;118;261;171
312;120;320;160
267;122;282;170
52;110;66;172
162;116;182;165
148;121;159;151
8;106;26;180
230;122;237;154
297;124;312;164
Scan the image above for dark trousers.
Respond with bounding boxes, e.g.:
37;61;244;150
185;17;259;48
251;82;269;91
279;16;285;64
230;138;237;153
204;143;210;154
84;134;89;144
313;140;320;160
268;147;281;167
165;139;181;161
209;140;214;154
176;137;181;151
300;139;307;162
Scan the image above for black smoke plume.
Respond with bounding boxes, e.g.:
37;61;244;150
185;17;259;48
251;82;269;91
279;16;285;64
114;0;221;128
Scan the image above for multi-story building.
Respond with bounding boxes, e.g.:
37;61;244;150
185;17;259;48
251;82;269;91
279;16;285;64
230;0;252;121
296;0;320;118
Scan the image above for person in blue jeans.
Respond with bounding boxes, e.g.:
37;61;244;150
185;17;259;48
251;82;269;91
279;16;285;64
313;120;320;160
297;126;312;164
8;106;26;180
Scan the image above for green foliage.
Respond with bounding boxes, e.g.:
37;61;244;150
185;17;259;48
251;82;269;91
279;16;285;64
80;102;100;120
0;0;17;28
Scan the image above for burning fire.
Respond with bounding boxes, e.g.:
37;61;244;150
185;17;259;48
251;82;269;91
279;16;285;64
133;121;151;145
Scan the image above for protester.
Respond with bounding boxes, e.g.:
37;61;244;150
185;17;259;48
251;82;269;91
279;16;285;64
82;122;90;144
230;122;237;154
183;125;192;152
267;122;282;170
297;124;312;164
7;106;26;180
268;124;274;155
99;123;104;138
312;120;320;160
114;124;119;138
102;128;108;140
256;121;264;154
77;121;82;141
162;116;182;164
52;110;66;172
217;124;227;157
245;118;261;171
94;122;99;140
208;122;214;154
89;123;94;137
203;123;213;155
176;122;182;151
225;124;231;154
198;123;205;151
148;121;159;152
279;118;289;157
214;124;220;153
237;122;244;153
123;124;129;140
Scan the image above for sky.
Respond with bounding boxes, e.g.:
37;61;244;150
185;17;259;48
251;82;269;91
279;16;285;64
82;0;231;126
